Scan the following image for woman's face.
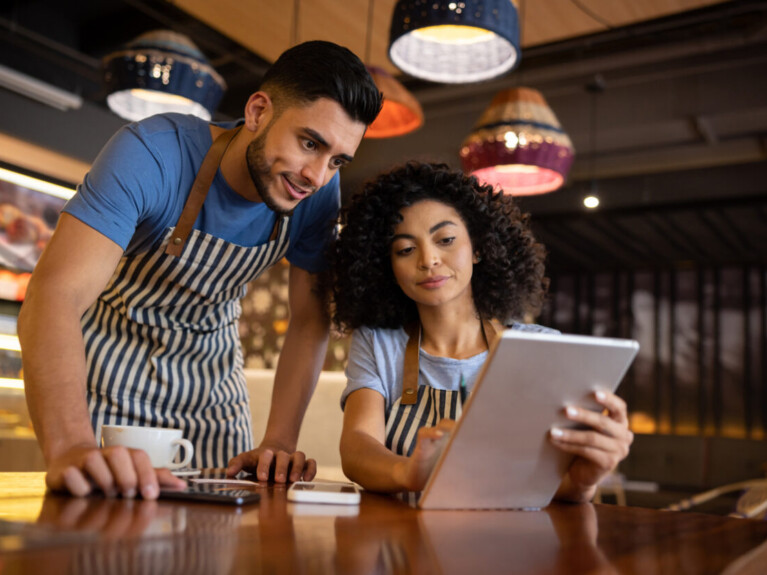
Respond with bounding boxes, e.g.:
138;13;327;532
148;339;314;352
390;199;478;312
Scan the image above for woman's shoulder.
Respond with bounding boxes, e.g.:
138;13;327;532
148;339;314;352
352;324;410;348
506;321;561;335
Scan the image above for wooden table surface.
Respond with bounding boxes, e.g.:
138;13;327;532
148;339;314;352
1;472;766;574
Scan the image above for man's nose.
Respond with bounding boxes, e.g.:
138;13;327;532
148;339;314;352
300;157;328;190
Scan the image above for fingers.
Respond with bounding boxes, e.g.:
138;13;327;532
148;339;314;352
594;389;629;424
302;458;317;481
254;449;275;482
102;446;138;498
287;451;305;483
226;454;245;477
562;405;632;443
46;446;174;500
52;466;93;497
272;450;292;483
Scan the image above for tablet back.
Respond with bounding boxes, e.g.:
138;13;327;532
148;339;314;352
418;330;639;510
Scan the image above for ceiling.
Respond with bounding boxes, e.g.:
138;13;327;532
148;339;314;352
1;0;766;274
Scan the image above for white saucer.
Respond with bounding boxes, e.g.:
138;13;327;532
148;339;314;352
171;468;202;477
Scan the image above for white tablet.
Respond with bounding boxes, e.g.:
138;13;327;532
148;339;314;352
418;330;639;510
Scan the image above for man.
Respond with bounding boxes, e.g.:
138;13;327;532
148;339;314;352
18;40;382;499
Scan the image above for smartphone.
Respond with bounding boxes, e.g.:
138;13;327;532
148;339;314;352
287;481;361;505
159;483;261;505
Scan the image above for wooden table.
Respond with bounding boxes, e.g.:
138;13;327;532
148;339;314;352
1;472;766;574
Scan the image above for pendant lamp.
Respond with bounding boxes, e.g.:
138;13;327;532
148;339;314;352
363;0;423;138
104;30;226;122
460;87;574;195
365;66;424;138
389;0;520;84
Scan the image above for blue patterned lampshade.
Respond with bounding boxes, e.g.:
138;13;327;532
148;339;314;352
104;30;226;122
389;0;520;83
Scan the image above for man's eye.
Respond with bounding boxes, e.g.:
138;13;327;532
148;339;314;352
303;139;317;150
331;158;346;169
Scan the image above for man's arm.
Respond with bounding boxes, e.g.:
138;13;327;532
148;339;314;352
227;264;328;482
18;213;184;498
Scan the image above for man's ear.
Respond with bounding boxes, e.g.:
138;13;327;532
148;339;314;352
244;91;272;132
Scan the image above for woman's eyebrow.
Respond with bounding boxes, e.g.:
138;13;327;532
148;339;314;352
392;221;456;242
429;221;457;233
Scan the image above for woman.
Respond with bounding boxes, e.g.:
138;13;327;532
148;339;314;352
329;162;632;503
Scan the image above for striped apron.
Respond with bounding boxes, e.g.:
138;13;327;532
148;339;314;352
82;127;291;468
385;319;501;505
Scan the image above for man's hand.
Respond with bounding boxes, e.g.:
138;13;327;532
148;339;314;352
550;390;634;501
226;443;317;483
45;444;187;499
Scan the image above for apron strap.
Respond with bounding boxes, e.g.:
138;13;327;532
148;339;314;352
165;126;241;257
401;322;420;405
400;317;505;405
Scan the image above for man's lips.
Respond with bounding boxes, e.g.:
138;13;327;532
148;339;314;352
417;276;449;288
282;175;313;200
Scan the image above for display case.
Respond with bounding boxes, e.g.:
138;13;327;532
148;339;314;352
0;164;74;471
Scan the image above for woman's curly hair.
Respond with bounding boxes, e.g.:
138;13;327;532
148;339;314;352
328;162;548;332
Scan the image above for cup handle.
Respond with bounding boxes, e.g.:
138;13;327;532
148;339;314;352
169;438;194;470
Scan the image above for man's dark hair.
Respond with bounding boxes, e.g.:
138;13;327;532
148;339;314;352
260;40;382;126
329;162;549;332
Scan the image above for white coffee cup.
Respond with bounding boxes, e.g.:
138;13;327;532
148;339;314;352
101;425;194;470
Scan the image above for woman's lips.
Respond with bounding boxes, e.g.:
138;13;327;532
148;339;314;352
417;276;449;289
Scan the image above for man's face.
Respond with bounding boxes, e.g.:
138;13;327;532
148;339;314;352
246;98;367;214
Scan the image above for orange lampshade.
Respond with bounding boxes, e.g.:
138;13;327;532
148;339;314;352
365;66;423;139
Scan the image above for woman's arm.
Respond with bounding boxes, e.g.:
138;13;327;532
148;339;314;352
341;388;454;493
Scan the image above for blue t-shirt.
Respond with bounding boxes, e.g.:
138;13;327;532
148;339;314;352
64;113;340;273
342;322;560;414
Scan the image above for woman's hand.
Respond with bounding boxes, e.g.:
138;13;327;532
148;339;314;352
550;390;633;502
394;418;456;492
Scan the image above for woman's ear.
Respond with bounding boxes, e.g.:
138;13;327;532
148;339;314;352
473;252;482;264
244;91;272;132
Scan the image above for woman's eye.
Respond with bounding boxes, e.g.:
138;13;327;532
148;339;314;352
438;237;455;245
395;246;414;256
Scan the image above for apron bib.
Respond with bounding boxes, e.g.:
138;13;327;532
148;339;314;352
83;127;291;468
385;319;501;505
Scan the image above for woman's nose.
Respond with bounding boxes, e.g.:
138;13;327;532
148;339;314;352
418;250;439;269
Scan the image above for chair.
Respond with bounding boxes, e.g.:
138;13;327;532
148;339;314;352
663;479;767;519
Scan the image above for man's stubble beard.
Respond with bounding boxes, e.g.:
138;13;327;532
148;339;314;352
245;125;294;216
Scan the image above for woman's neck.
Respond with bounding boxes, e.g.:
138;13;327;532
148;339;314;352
417;303;487;360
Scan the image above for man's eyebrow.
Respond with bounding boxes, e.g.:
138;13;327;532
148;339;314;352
304;128;354;163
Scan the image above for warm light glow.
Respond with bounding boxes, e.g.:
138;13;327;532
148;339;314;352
503;131;518;149
130;88;198;105
412;25;495;44
0;167;76;200
584;195;600;208
0;377;24;390
0;334;21;352
472;165;564;196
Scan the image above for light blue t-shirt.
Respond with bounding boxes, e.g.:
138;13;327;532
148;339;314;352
64;113;340;273
342;322;560;414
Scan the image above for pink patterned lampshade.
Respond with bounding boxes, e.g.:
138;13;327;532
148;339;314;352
460;87;574;195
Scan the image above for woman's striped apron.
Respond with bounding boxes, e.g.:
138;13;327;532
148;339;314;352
384;319;501;505
82;127;291;468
